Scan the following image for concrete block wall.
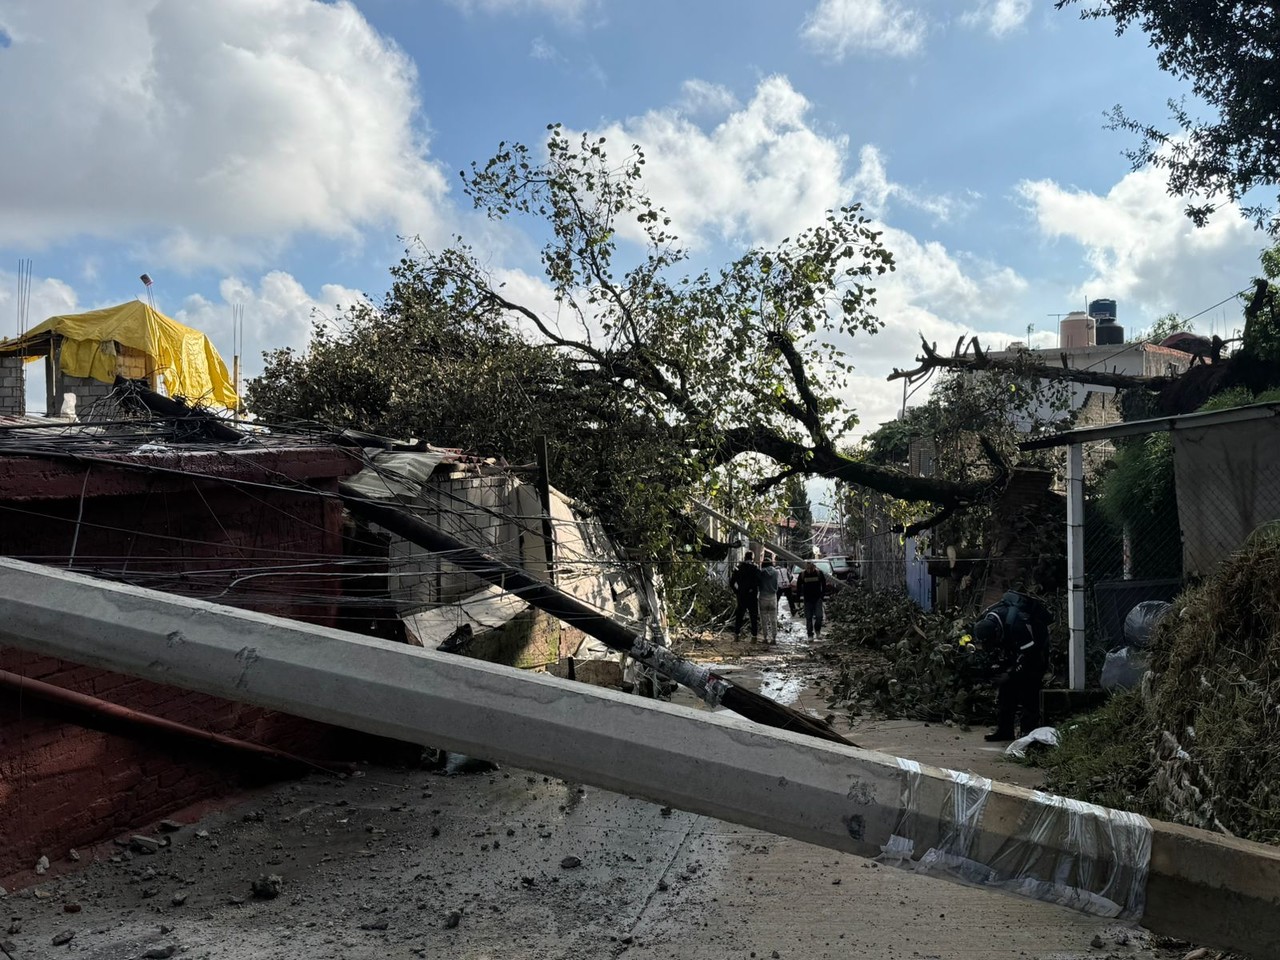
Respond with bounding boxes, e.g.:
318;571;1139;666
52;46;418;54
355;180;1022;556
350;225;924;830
0;447;408;881
48;372;116;418
0;355;24;416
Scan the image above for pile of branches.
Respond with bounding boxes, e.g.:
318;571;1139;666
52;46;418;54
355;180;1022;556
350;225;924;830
1037;525;1280;843
818;586;997;725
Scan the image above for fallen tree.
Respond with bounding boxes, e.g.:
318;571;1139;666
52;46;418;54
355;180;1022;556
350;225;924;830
249;126;993;562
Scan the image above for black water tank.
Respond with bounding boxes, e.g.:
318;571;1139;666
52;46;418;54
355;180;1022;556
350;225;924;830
1088;297;1117;321
1090;298;1124;343
1096;318;1124;344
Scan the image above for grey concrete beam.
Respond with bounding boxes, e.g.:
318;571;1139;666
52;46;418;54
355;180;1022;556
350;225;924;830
0;558;1276;956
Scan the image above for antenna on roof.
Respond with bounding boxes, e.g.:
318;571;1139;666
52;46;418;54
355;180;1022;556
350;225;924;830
16;258;32;337
139;273;156;311
232;302;244;415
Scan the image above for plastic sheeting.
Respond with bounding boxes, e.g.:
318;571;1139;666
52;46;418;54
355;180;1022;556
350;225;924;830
879;758;1151;920
1122;600;1171;650
1101;647;1150;691
6;301;237;407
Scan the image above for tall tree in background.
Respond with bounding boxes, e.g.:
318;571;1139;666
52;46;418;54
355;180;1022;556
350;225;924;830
1058;1;1280;234
784;476;814;557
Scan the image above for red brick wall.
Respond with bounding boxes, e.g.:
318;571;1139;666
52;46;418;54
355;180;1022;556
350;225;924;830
0;447;402;882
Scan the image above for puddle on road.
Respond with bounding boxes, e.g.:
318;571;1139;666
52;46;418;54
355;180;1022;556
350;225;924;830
671;609;823;712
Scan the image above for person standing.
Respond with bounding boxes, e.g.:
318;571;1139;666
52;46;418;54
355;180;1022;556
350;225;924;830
756;554;781;645
797;560;827;639
728;551;760;641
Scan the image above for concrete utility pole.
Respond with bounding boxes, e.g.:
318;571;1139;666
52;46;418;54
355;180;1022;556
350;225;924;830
0;559;1276;956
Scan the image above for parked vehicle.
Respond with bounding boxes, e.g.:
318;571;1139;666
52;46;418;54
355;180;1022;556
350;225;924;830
784;559;839;607
825;555;859;583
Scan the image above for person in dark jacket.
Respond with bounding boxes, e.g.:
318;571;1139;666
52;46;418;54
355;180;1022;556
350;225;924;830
728;551;760;641
796;560;827;639
970;591;1051;742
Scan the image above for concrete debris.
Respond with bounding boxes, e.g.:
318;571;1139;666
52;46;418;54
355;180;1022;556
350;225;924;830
250;875;282;900
35;855;49;875
129;836;164;855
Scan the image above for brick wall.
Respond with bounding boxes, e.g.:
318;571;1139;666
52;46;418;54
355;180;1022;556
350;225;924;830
0;355;23;417
0;446;405;882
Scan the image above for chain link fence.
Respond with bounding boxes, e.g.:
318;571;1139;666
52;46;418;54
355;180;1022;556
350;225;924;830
1078;410;1280;682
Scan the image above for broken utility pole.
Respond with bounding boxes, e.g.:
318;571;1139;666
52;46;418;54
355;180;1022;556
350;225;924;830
339;486;848;745
0;559;1276;956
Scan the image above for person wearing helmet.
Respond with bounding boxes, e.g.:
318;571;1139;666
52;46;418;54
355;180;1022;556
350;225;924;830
971;591;1051;742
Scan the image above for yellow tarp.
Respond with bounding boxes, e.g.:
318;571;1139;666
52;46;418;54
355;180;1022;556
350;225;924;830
9;300;237;408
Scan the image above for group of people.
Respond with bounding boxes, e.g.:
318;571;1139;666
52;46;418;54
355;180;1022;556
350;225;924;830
727;551;828;643
729;553;1052;742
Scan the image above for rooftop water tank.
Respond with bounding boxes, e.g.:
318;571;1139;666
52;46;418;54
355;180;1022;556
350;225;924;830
1060;310;1096;348
1089;298;1124;344
1088;298;1117;321
1095;316;1124;345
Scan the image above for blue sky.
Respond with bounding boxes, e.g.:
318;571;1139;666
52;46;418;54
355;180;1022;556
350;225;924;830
0;0;1270;439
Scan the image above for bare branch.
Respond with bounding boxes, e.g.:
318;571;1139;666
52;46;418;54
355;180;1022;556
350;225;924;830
888;335;1179;390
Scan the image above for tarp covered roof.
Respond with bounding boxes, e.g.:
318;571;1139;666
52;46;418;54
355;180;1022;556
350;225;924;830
1;300;236;408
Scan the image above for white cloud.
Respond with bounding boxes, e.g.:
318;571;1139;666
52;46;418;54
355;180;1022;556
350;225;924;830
961;0;1033;38
0;0;448;269
530;37;562;61
851;145;965;223
592;76;851;248
800;0;927;60
1018;166;1263;324
449;0;598;20
175;271;368;385
677;79;740;117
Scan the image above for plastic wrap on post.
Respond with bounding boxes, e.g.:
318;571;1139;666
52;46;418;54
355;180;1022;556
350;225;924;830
878;759;1151;920
628;639;729;707
983;793;1151;919
879;758;923;865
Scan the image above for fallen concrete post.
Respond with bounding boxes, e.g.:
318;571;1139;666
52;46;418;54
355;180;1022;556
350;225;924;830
0;558;1275;956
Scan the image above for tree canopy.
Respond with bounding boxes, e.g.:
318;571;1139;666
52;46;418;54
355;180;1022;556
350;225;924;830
249;126;988;555
1058;1;1280;234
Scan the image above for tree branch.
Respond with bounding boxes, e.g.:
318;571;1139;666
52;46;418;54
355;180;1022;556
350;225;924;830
888;335;1179;390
